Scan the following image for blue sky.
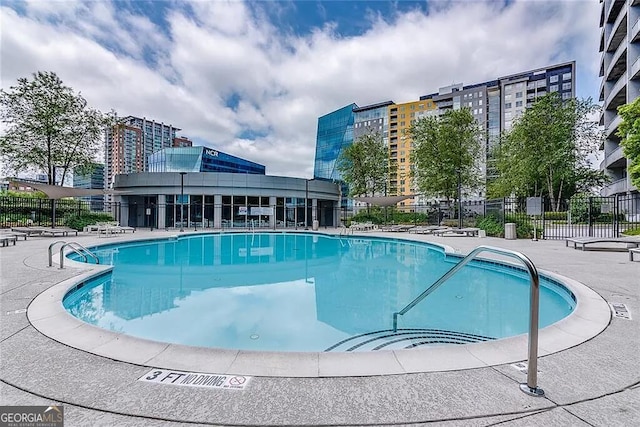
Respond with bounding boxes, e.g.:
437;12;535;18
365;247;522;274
1;0;601;177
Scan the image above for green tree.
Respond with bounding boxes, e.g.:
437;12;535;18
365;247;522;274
617;97;640;189
0;71;108;185
336;132;393;198
489;93;604;210
409;108;482;204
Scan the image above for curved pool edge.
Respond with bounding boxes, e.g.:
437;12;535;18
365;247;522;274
27;233;611;378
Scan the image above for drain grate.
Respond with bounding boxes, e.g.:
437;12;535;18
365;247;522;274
609;302;632;320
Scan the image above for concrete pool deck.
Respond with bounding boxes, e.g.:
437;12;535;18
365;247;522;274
1;229;638;426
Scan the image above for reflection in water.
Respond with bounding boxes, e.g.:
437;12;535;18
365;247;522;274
64;233;575;352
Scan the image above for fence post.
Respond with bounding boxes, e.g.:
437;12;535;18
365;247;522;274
587;197;593;237
614;195;620;237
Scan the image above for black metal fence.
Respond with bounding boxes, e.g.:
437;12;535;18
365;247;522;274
2;194;639;238
480;194;640;239
346;194;640;239
0;197;122;228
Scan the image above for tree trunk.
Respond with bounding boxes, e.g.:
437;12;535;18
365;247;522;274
547;169;556;212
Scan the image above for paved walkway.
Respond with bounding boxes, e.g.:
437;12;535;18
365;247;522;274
1;229;638;426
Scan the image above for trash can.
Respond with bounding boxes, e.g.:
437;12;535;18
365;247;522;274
312;220;319;231
505;223;516;240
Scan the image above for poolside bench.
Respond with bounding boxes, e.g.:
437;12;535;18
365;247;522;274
630;248;640;262
0;234;18;247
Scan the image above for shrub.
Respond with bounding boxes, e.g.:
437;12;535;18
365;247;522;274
504;214;538;238
477;214;540;238
476;215;503;237
65;213;114;231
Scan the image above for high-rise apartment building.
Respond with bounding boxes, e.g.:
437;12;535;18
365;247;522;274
314;62;575;207
104;116;192;189
599;0;640;196
387;99;438;199
421;62;574;185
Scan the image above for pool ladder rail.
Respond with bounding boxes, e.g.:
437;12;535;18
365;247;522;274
392;245;545;397
48;241;99;269
325;328;495;352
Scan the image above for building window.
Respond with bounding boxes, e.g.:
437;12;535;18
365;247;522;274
536;80;546;88
505;102;512;109
562;72;572;80
515;101;523;107
550;75;559;83
479;99;483;106
562;92;572;100
505;84;513;91
478;108;483;114
562;82;571;90
505;94;512;101
550;85;558;92
515;92;522;98
515;82;524;90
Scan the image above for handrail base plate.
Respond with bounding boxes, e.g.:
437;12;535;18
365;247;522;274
520;383;545;397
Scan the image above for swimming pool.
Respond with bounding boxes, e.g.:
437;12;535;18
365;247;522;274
62;233;575;352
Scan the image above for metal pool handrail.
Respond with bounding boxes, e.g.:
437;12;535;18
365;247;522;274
392;245;544;397
53;242;99;269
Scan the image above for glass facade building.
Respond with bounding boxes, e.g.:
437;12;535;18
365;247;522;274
73;163;105;209
148;146;266;175
313;104;356;182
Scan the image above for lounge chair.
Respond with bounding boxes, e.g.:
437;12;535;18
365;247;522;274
380;224;414;232
565;236;640;251
11;227;46;237
41;227;79;237
433;227;480;237
409;225;450;234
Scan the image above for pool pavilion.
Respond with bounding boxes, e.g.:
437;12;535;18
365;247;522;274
112;172;342;230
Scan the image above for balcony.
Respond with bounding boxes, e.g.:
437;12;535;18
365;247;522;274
605;114;623;138
605;0;624;25
631;57;640;80
632;16;640;42
604;144;627;168
601;177;628;196
604;74;627;111
605;39;626;81
605;9;627;52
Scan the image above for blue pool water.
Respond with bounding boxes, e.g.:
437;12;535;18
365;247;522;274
63;233;575;352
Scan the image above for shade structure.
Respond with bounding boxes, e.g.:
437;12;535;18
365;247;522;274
353;195;415;207
11;180;126;200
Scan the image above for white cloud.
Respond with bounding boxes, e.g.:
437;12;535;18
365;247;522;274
1;0;601;178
